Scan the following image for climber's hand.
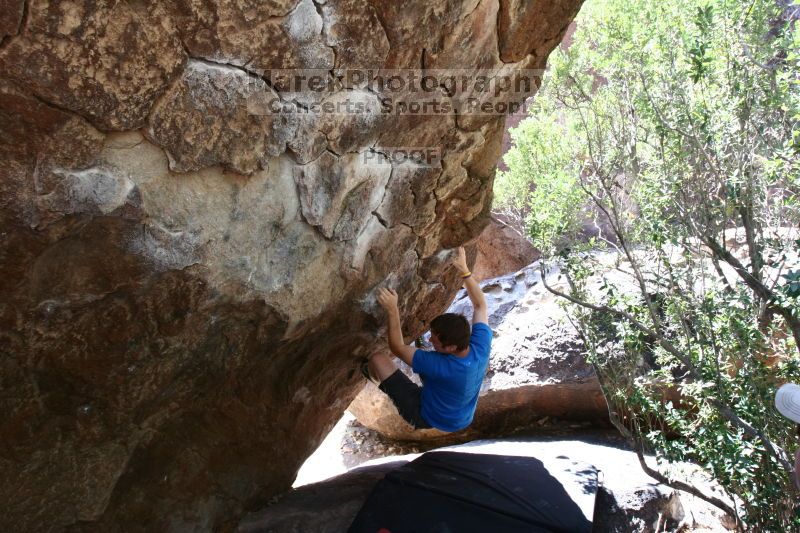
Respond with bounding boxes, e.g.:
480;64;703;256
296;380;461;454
377;287;399;311
451;246;469;274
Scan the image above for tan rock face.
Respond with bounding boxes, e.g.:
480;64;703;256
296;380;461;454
0;0;24;41
170;0;333;71
0;0;583;530
498;0;583;62
472;216;540;280
147;60;293;174
0;1;186;130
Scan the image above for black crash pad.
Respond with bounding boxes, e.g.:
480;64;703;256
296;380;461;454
348;450;595;533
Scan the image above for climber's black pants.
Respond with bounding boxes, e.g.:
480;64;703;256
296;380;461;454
379;370;433;430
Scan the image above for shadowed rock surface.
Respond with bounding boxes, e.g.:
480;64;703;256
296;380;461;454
348;262;609;442
0;0;583;531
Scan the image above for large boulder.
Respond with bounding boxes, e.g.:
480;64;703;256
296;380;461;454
348;262;609;442
0;0;584;530
472;215;540;280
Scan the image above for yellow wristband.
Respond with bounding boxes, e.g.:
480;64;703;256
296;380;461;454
460;271;472;278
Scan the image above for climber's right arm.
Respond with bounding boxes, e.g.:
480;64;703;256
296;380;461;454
451;247;488;325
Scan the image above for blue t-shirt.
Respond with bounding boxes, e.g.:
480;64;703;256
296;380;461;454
411;322;493;432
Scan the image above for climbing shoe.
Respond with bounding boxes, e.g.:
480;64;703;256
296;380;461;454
360;360;379;385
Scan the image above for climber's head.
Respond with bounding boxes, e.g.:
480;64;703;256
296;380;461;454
429;313;470;354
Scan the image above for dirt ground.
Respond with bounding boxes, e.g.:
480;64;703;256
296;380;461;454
294;410;606;487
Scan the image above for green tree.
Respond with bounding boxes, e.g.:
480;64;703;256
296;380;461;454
495;110;584;255
495;0;800;529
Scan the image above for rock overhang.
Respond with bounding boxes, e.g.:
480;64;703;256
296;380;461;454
0;0;585;530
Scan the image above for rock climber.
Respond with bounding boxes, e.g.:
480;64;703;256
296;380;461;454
363;246;492;432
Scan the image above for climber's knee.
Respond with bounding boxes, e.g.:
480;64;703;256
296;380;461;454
368;352;398;382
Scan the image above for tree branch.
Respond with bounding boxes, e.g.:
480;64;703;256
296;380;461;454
538;260;794;474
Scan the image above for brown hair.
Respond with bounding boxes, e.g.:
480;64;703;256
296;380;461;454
430;313;471;351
